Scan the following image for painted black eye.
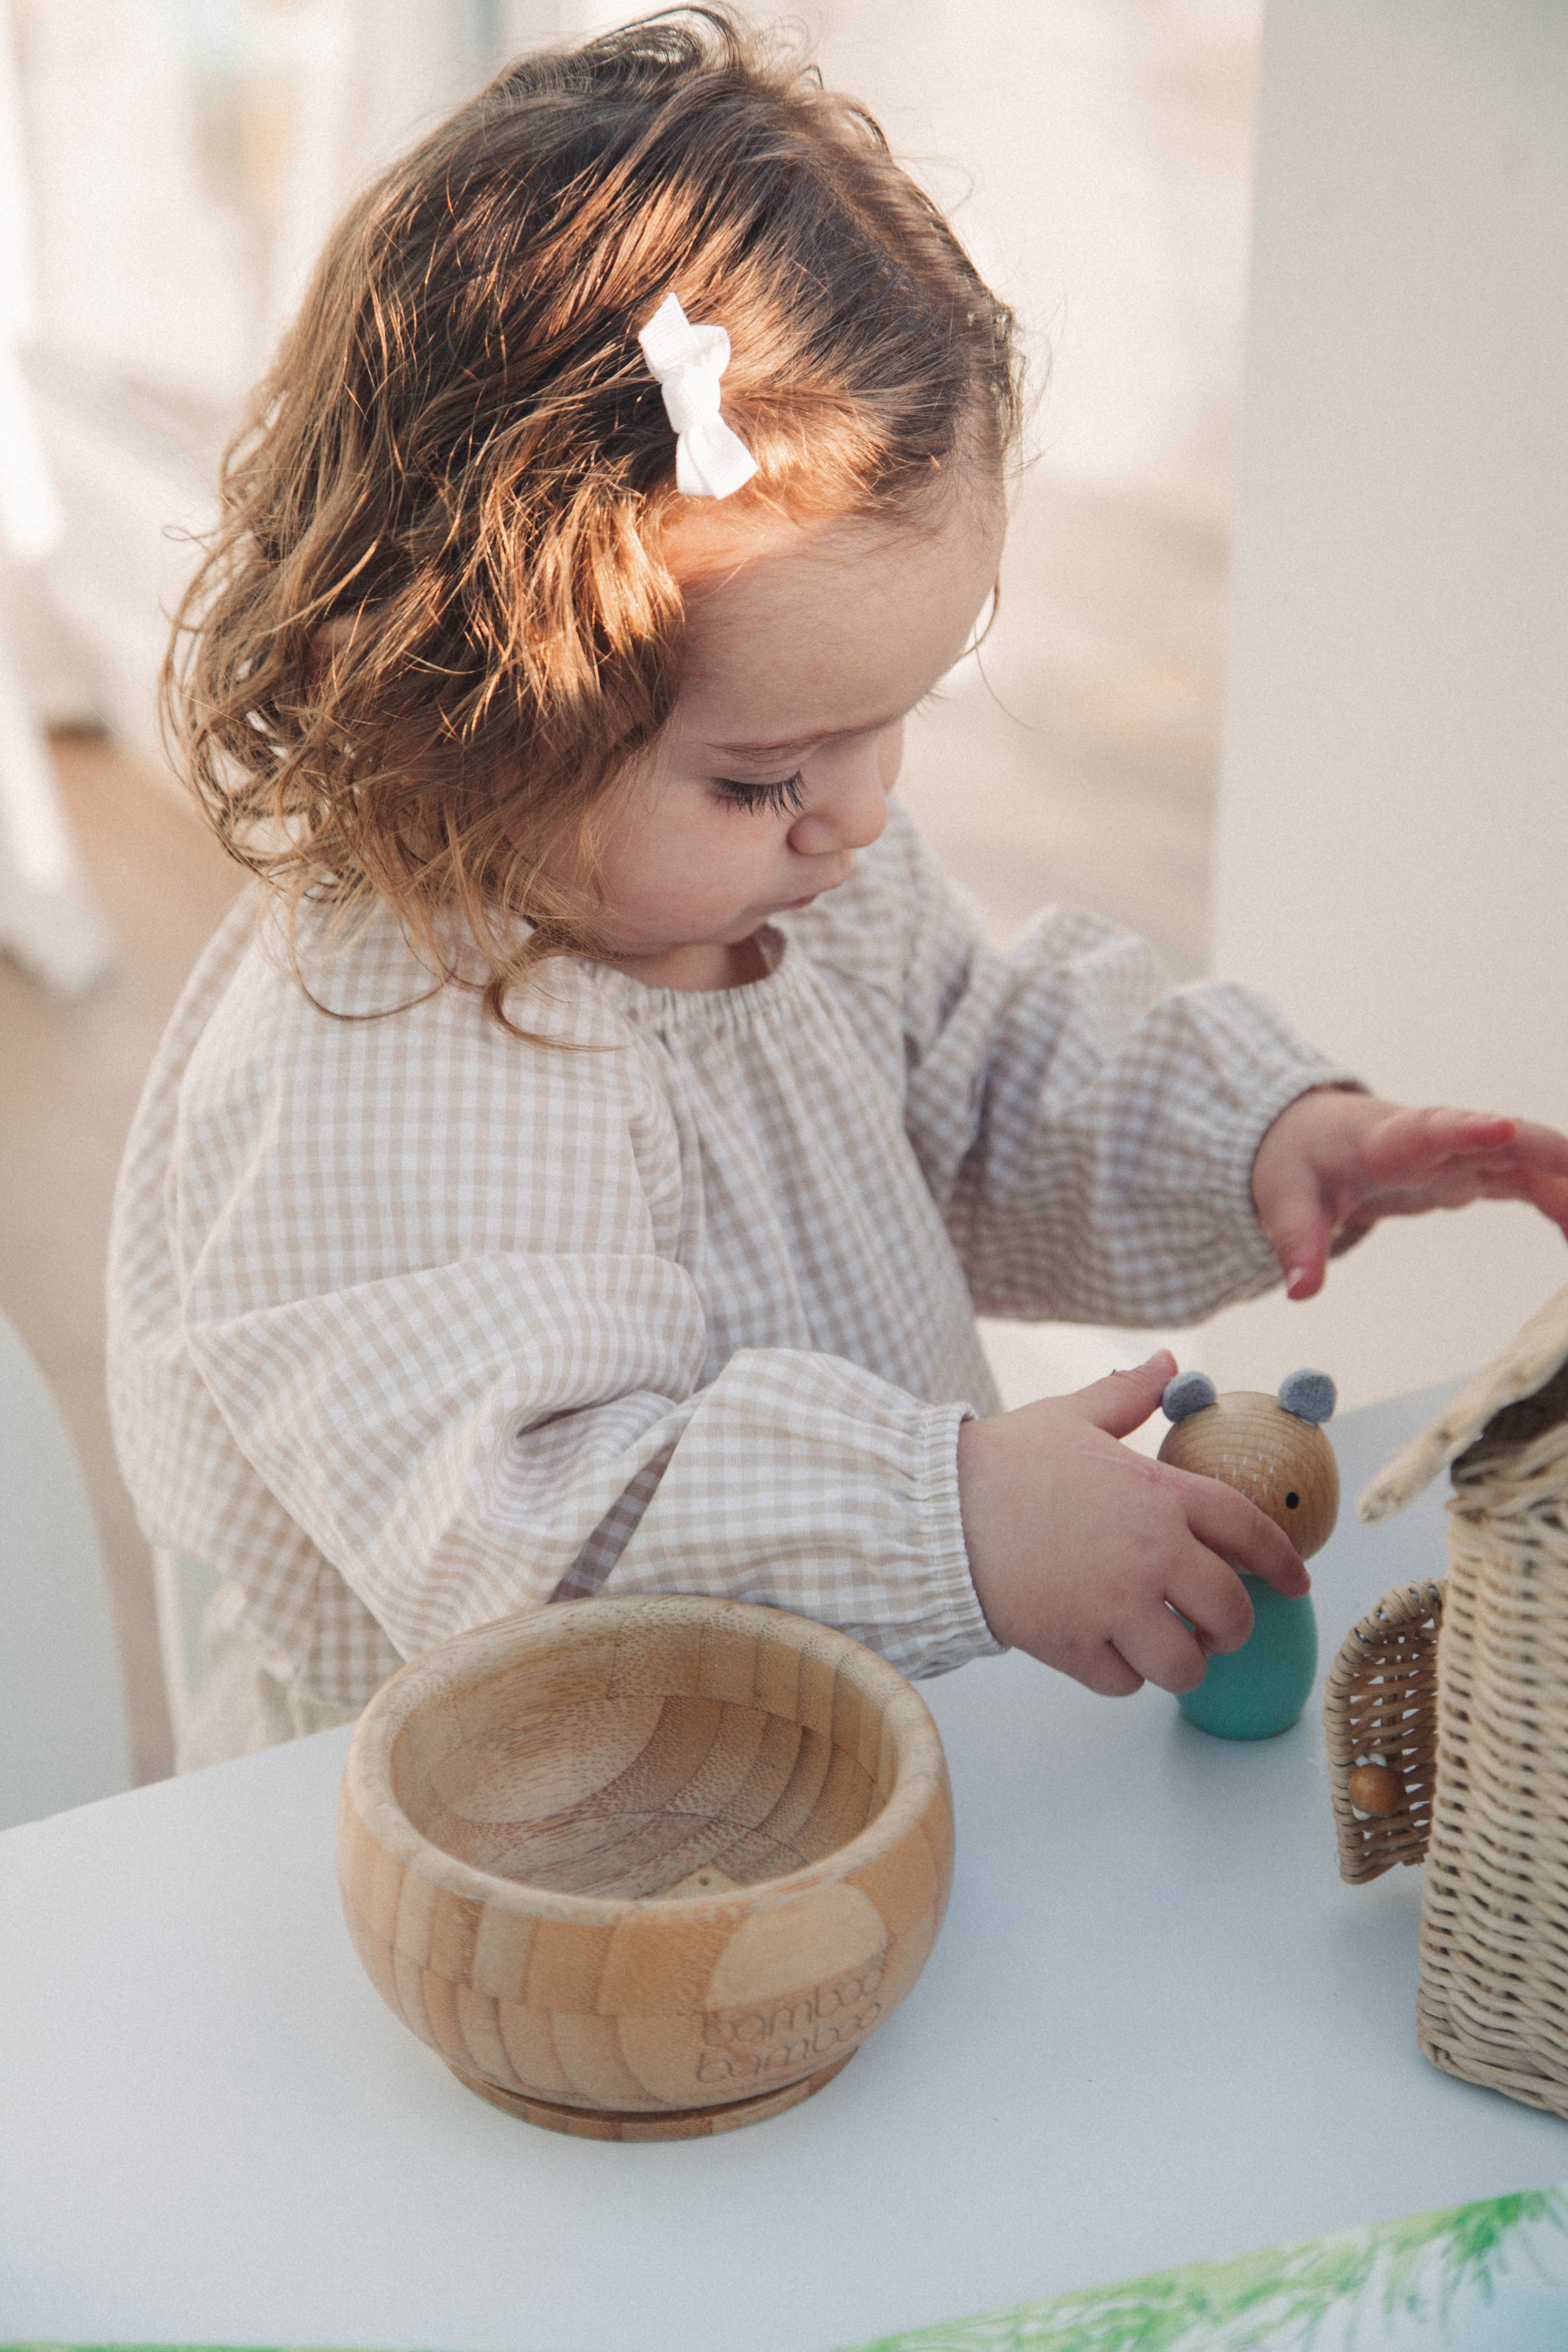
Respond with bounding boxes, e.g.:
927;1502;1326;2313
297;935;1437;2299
1285;1492;1299;1509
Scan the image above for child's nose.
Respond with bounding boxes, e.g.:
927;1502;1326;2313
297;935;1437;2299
788;763;891;857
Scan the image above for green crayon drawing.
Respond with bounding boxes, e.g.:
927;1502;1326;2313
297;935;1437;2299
842;2187;1568;2352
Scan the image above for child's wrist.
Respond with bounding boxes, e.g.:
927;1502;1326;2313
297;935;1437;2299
955;1416;1015;1648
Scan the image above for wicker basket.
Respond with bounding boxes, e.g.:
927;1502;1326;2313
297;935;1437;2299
1420;1404;1568;2115
1339;1285;1568;2121
1324;1580;1444;1885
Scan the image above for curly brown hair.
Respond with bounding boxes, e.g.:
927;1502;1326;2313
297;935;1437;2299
165;6;1023;1026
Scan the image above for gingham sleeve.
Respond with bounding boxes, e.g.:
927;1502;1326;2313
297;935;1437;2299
182;1256;985;1679
166;918;990;1680
802;807;1356;1324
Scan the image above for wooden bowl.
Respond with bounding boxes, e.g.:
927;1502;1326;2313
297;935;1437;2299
337;1595;955;2140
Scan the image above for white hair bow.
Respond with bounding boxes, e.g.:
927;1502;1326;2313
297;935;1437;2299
637;292;758;500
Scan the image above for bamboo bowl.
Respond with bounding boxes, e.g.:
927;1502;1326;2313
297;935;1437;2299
337;1595;955;2140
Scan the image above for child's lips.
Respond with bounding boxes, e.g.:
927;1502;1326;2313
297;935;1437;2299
782;860;853;911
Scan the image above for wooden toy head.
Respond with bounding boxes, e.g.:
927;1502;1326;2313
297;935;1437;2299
1156;1369;1340;1558
338;1594;954;2139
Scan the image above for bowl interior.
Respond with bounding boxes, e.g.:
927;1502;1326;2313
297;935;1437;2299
391;1615;895;1900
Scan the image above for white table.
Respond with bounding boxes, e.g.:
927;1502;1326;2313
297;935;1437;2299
3;1381;1565;2352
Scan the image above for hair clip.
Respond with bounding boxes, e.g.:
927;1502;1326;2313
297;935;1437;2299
637;292;758;500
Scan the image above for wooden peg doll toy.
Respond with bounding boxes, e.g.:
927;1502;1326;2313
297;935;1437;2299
1158;1369;1339;1739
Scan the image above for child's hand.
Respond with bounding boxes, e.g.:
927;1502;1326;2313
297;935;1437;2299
1253;1091;1568;1301
956;1353;1309;1697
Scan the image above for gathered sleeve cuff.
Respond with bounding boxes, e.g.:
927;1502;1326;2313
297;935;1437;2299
585;1354;999;1680
844;818;1359;1326
941;961;1357;1325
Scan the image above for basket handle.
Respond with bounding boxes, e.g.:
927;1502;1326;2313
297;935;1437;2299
1323;1580;1445;1884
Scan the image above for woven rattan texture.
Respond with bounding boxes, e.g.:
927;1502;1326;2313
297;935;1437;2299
1325;1581;1445;1884
1418;1413;1568;2117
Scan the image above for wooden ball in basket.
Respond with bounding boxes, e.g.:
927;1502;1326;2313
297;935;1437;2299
337;1595;954;2140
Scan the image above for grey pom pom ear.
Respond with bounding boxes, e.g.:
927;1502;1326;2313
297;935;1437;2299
1162;1370;1218;1421
1278;1368;1336;1424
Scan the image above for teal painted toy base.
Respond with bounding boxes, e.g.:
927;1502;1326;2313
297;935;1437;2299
1178;1578;1318;1741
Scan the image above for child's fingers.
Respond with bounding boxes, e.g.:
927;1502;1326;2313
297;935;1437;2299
1251;1159;1332;1299
1358;1106;1568;1190
1345;1155;1568;1235
1362;1106;1514;1177
1069;1640;1147;1700
1113;1602;1210;1696
1419;1164;1568;1219
1465;1148;1568;1231
1170;1466;1310;1597
1504;1119;1568;1176
1164;1548;1256;1658
1066;1351;1177;1439
1279;1237;1328;1302
1520;1168;1568;1238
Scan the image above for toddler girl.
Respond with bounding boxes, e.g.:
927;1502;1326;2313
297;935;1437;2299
108;9;1568;1768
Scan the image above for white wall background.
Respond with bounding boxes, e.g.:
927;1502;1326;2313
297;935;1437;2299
1204;0;1568;1411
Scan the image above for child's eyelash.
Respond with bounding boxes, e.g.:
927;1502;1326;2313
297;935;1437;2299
715;772;806;817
